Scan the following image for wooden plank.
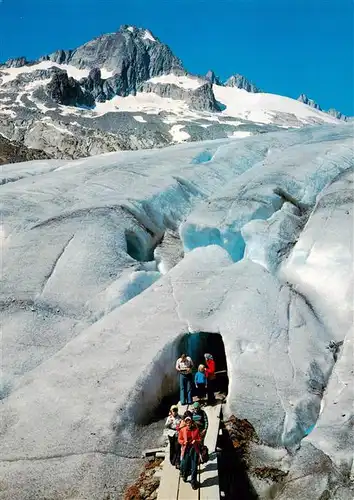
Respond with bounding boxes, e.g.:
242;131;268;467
158;403;218;500
199;452;219;500
177;471;199;500
157;453;180;500
143;447;166;457
176;402;199;499
199;404;222;500
157;403;188;500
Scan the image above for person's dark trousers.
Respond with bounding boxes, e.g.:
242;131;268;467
189;447;199;486
180;373;193;404
207;378;216;404
168;434;181;466
181;446;199;485
196;383;206;400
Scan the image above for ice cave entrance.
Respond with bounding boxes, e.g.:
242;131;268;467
152;331;228;423
180;331;229;396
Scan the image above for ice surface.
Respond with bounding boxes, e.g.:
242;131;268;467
0;123;353;499
181;132;353;263
154;230;184;274
280;169;354;340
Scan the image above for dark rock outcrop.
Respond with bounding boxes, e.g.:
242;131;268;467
225;74;260;93
40;49;72;65
0;134;50;165
140;80;220;112
46;72;95;107
4;67;65;88
80;68;107;102
189;82;221;112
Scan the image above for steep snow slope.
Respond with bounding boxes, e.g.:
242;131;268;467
0;124;353;500
91;82;338;127
213;84;338;125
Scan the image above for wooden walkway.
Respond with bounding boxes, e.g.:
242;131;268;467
157;403;222;500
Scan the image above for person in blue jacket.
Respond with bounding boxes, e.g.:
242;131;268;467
194;364;207;402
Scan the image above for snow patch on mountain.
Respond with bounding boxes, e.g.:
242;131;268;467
133;115;146;123
232;130;252;138
0;60;114;85
93;91;189;115
142;30;157;42
213;84;338;125
170;124;190;141
148;74;204;90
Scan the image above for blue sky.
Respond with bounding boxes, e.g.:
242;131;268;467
1;0;353;115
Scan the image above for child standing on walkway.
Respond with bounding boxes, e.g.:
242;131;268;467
194;364;207;401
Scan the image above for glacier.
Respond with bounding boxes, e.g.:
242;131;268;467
0;123;353;499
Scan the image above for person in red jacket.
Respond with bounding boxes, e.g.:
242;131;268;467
204;353;216;404
178;415;201;490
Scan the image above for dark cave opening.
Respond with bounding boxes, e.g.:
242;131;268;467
180;331;229;396
152;331;229;422
125;230;155;262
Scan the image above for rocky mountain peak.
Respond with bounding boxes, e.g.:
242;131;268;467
0;25;346;163
298;95;347;121
63;26;184;74
297;93;322;110
205;69;221;85
0;56;31;69
225;74;260;93
119;24;157;41
326;108;347;121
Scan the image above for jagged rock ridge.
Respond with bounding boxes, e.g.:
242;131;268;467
298;93;347;121
225;73;261;93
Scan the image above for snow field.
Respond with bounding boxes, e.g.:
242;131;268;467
147;74;204;90
213;84;339;125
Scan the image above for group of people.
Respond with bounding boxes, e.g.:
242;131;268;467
161;352;216;489
164;402;208;490
175;352;216;406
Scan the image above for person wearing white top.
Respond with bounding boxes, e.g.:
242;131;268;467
176;353;194;405
164;404;182;467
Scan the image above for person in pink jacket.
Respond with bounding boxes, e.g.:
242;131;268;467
178;414;201;490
